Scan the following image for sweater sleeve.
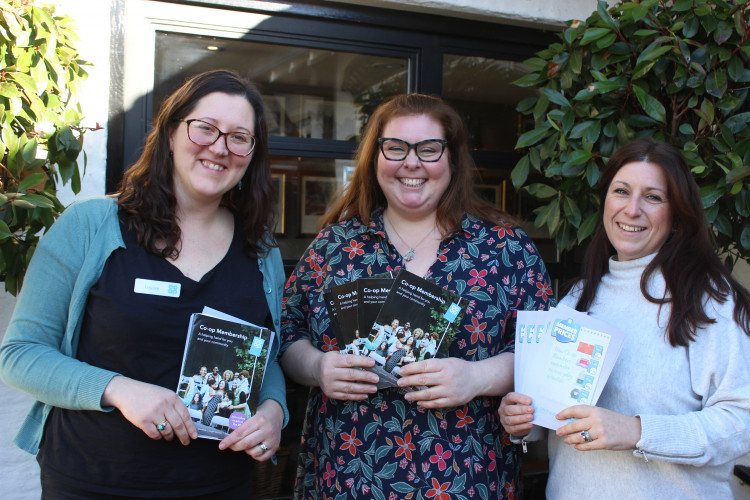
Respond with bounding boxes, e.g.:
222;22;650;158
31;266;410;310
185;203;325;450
0;200;120;411
636;298;750;466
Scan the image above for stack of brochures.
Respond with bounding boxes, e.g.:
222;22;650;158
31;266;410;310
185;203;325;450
175;307;273;440
514;304;627;430
324;269;467;390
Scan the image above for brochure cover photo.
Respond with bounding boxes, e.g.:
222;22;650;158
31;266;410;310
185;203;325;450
176;310;272;440
364;269;467;389
328;272;395;355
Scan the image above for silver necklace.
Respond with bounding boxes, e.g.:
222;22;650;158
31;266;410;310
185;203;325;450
385;212;436;262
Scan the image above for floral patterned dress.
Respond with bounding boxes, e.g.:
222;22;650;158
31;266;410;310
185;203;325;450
281;209;553;500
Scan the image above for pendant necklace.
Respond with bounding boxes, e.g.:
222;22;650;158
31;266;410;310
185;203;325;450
385;212;436;262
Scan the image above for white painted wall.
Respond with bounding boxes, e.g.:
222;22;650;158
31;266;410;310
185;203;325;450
327;0;602;27
52;0;111;203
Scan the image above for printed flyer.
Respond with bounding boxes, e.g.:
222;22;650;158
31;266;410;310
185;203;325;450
515;304;626;430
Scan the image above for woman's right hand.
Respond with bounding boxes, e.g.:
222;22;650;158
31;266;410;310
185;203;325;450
102;375;198;445
313;351;379;400
498;392;535;437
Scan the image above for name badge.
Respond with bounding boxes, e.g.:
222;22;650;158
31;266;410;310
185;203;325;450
134;278;181;298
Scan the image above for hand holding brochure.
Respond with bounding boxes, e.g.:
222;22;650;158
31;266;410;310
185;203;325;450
323;269;465;390
514;304;627;430
175;307;273;440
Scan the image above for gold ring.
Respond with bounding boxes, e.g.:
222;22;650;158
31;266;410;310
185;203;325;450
258;442;269;452
157;420;168;431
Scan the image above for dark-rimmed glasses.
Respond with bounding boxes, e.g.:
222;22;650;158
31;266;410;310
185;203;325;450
182;119;256;157
378;137;448;162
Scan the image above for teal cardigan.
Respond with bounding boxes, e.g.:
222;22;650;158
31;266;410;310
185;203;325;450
0;197;288;454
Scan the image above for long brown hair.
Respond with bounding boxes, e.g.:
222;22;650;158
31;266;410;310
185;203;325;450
320;93;509;233
574;138;750;346
117;69;276;258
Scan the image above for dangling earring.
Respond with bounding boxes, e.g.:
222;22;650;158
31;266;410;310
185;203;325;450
238;180;243;191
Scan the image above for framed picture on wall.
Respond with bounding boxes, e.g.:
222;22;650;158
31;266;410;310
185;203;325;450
476;183;503;209
271;172;286;235
300;175;338;236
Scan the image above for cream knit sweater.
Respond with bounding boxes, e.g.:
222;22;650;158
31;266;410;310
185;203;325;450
546;254;750;499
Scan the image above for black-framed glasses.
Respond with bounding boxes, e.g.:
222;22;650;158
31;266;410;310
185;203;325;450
378;137;448;162
182;119;256;157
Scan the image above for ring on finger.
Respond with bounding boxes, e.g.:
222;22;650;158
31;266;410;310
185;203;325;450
258;442;269;453
157;419;168;431
581;430;594;442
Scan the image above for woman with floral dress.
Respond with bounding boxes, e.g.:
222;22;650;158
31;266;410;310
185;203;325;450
280;93;553;499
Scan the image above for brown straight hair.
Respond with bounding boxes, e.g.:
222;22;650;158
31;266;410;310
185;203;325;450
574;138;750;346
117;69;276;259
320;93;511;234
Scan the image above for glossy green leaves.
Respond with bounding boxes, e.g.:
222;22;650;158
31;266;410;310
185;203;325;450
512;0;750;265
0;0;92;294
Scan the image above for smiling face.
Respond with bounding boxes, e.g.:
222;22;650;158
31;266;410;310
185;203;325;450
169;91;255;208
376;114;451;220
603;161;673;261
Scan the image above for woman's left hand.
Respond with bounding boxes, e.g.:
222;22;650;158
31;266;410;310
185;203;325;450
218;399;284;461
555;405;641;451
397;358;483;408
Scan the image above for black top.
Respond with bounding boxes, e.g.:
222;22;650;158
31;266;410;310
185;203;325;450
39;212;269;497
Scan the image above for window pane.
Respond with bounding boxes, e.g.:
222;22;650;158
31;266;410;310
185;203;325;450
154;32;409;141
442;54;537;152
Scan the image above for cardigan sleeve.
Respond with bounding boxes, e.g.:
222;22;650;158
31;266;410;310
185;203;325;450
0;199;121;412
257;246;289;428
636;298;750;466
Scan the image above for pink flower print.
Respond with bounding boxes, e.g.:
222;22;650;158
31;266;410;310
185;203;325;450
322;462;336;487
467;268;488;287
429;443;452;471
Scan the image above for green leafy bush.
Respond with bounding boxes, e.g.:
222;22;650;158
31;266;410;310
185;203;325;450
512;0;750;266
0;0;93;294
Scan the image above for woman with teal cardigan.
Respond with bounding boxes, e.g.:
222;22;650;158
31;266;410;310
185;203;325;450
0;69;288;499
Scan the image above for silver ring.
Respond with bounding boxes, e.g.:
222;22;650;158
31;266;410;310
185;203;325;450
581;430;594;442
258;442;269;452
157;420;168;431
